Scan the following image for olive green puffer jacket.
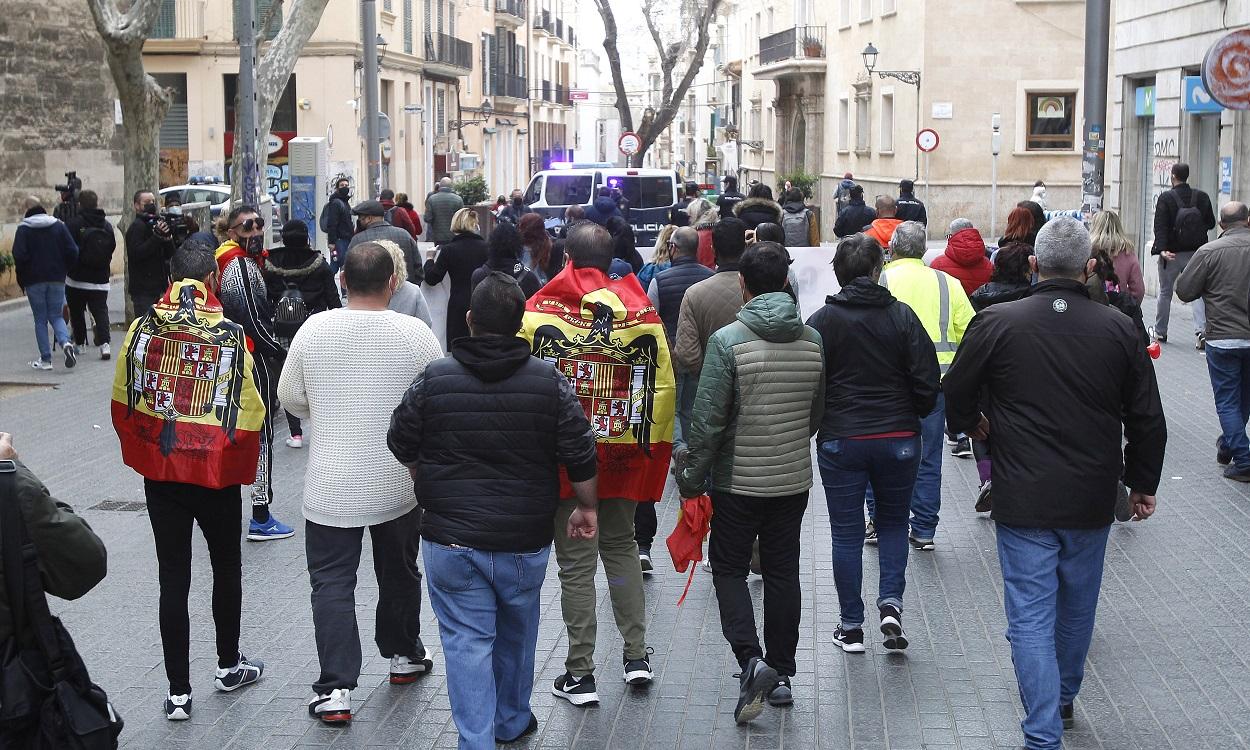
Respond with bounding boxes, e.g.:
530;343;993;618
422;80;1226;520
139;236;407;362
679;292;825;498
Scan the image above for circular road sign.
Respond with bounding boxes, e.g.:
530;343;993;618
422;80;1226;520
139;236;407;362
619;131;642;156
916;128;940;153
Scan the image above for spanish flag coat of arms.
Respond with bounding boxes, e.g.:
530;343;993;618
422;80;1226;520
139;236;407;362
112;279;266;489
521;265;675;502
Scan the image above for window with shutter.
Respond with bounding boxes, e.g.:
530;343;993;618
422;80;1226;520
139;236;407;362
449;1;456;37
153;0;176;38
482;33;492;93
436;89;446;135
233;0;281;41
425;0;432;35
404;0;413;53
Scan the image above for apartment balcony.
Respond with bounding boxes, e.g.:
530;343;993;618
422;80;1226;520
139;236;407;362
424;31;473;79
493;72;528;103
495;0;526;28
146;0;207;50
532;9;555;36
754;25;827;80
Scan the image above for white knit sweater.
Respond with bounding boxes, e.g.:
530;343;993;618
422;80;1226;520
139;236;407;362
277;308;444;528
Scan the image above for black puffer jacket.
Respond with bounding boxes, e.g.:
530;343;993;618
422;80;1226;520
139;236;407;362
387;335;597;552
424;231;489;343
805;277;939;441
653;256;714;340
64;208;115;286
263;243;341;315
970;281;1031;312
834;200;878;238
734;197;783;231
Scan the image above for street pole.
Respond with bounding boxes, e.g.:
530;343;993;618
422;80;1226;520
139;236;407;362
237;0;261;207
991;112;1001;238
362;0;381;199
1081;0;1111;218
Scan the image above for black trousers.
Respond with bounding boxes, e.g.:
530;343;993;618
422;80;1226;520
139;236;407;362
65;286;110;346
708;490;807;677
286;412;302;437
634;501;658;549
145;480;243;695
306;507;425;693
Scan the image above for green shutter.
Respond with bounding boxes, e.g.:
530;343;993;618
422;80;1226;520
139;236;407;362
153;0;176;38
403;0;414;53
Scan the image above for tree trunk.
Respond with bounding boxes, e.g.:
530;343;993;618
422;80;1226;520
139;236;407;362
230;0;332;206
87;0;172;322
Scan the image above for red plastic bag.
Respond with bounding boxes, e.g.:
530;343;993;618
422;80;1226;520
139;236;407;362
666;495;712;605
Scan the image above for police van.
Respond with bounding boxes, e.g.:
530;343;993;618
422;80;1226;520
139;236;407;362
520;163;677;246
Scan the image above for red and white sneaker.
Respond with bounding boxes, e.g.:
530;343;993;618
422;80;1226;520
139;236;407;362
309;688;351;724
389;654;432;684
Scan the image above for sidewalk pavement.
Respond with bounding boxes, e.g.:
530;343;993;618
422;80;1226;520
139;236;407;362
1;286;1244;749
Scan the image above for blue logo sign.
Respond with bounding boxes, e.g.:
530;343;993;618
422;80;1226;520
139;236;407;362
1221;157;1233;195
1135;86;1155;117
1184;76;1223;113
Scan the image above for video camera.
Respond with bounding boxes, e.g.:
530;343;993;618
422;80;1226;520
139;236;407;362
141;209;197;247
53;171;82;221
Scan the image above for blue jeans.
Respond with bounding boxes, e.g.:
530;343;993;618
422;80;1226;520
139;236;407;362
1206;345;1250;470
865;392;945;541
995;523;1110;750
673;372;697;449
423;540;550;750
818;436;920;630
26;282;70;362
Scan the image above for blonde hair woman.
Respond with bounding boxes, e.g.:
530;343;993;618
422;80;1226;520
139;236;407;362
638;224;677;289
1089;210;1144;303
375;239;433;327
421;207;489;342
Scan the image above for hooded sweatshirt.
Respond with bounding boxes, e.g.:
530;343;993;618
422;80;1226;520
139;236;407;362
12;212;78;289
387;334;598;551
65;207;116;288
734;197;783;230
931;227;993;296
678;292;825;499
585;195;623;226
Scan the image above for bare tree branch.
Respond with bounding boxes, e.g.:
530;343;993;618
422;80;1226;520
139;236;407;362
592;0;635;136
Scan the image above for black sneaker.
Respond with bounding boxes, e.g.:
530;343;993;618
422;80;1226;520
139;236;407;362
63;343;77;369
1060;702;1074;730
767;675;793;707
1197;332;1207;350
213;653;264;691
1225;465;1250;483
832;626;866;653
733;656;779;724
1218;436;1233;466
908;535;935;551
879;605;909;651
164;693;192;721
864;520;878;546
974;481;992;513
624;649;653;685
639;546;654;576
552;672;599;705
497;712;539;743
952;437;973;458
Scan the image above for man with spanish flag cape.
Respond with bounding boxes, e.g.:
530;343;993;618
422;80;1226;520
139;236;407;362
520;222;674;705
112;246;269;721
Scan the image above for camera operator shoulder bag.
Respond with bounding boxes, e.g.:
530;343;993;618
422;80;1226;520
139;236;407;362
0;461;123;749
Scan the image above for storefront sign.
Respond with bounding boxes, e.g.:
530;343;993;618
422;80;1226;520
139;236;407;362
1183;76;1223;113
1135;86;1155;117
1203;29;1250;109
1222;156;1233;195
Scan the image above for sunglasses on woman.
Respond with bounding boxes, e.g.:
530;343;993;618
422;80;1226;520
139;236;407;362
229;217;265;232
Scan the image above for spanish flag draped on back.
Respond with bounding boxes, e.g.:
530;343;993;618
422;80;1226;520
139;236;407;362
521;265;676;502
112;279;266;489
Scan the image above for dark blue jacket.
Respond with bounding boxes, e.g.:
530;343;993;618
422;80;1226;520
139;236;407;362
834;200;878;238
12;212;78;289
652;256;714;340
387;335;597;552
585;195;622;226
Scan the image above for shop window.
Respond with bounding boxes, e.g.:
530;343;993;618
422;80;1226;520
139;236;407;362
1026;92;1076;151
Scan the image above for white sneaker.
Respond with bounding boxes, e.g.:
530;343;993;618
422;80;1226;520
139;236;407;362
63;343;77;369
29;360;52;371
388;654;432;684
308;688;351;724
99;342;111;360
285;435;304;449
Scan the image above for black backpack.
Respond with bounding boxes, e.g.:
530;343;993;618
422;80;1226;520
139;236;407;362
1172;189;1209;252
274;282;309;342
76;226;116;269
0;462;123;749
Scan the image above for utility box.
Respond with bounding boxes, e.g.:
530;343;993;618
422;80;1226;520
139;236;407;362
288;137;329;258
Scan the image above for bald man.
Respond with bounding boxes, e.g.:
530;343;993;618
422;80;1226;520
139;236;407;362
1178;201;1250;480
865;195;904;248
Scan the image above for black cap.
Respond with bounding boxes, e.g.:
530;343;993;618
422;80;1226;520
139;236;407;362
352;199;385;216
900;179;914;192
281;219;309;239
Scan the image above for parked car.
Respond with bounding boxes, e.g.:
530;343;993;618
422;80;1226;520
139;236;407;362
159;181;281;243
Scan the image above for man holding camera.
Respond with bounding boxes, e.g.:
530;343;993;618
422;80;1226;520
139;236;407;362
64;190;117;360
125;190;176;314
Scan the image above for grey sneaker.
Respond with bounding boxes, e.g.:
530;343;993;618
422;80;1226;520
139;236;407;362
767;675;793;706
1113;481;1133;522
733;657;779;724
63;343;77;369
864;519;878;546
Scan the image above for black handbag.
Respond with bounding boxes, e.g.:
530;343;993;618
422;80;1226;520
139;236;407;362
0;460;122;749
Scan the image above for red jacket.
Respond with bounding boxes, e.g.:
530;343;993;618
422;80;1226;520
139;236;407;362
931;228;992;296
381;199;419;239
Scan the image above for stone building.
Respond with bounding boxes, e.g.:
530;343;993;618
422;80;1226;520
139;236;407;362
717;0;1086;237
1;0;124;225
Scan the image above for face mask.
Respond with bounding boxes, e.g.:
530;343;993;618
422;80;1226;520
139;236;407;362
512;197;523;207
245;235;264;255
142;202;157;215
336;187;351;200
355;220;366;234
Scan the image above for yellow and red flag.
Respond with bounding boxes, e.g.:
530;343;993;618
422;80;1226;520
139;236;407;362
112;279;266;489
522;265;675;502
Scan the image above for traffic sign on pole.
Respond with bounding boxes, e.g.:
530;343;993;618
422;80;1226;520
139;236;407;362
916;128;939;152
618;131;641;156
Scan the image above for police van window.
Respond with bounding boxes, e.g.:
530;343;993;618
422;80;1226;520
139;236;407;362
523;176;543;205
637;176;674;208
544;175;593;205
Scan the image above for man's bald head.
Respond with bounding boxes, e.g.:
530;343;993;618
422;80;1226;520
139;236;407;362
671;226;699;257
1220;201;1249;229
875;195;897;217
